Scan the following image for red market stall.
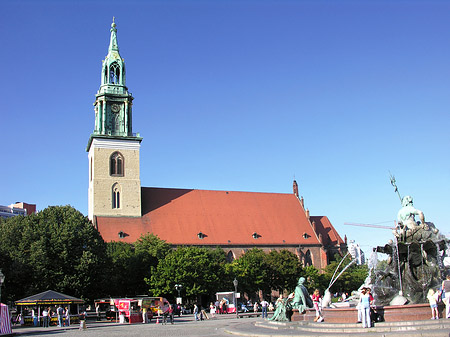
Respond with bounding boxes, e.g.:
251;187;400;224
215;292;238;313
112;297;169;324
140;297;169;317
115;299;142;324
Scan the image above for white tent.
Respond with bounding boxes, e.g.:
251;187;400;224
0;303;12;336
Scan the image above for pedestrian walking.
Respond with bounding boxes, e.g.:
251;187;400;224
209;302;216;318
253;302;259;313
64;306;70;326
193;304;199;321
42;307;49;327
260;299;269;318
57;305;64;327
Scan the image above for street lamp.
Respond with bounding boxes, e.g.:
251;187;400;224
0;269;5;304
233;278;238;318
175;284;183;305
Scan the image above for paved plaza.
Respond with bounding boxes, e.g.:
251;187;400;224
10;315;450;337
11;315;251;337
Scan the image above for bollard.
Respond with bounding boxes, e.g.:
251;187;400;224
79;320;86;330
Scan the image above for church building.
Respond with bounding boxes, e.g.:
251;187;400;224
87;21;346;269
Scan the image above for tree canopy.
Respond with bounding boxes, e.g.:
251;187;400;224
147;246;227;302
106;233;171;297
266;249;303;293
0;206;108;301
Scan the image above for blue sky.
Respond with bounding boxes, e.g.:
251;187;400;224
1;0;449;255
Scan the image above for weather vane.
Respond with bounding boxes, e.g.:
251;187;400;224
389;172;402;203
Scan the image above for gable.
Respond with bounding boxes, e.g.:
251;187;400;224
309;215;345;246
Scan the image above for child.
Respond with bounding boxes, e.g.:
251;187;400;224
311;289;324;322
427;288;439;319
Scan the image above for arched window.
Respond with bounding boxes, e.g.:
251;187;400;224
304;250;312;267
226;251;235;263
110;152;124;176
112;184;121;209
109;62;120;84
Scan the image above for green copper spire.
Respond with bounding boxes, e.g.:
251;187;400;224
100;17;126;89
87;19;141;150
109;17;119;52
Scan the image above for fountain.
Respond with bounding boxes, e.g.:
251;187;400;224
373;196;447;306
292;178;449;323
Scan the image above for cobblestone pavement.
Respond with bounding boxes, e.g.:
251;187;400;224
12;315;255;337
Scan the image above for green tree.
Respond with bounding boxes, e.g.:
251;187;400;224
302;265;327;292
0;206;108;302
106;241;138;297
147;246;226;302
106;234;171;297
134;234;171;283
229;248;270;299
266;249;302;294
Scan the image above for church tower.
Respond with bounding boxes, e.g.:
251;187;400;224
87;19;142;220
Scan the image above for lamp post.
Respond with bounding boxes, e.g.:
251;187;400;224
0;269;5;304
233;278;238;318
175;284;183;305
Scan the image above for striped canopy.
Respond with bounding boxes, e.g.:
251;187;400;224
0;303;12;335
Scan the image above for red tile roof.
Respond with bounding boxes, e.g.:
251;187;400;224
310;216;344;246
96;187;342;248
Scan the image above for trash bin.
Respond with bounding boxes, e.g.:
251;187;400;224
79;313;87;330
79;319;86;330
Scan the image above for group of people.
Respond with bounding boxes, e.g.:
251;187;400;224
193;303;209;321
427;274;450;320
358;273;450;327
135;303;177;324
204;299;231;318
42;305;71;327
13;305;71;327
357;287;374;328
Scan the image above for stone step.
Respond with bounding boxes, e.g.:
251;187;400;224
260;319;450;328
250;319;450;336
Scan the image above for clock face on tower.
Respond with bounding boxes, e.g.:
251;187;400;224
111;103;120;113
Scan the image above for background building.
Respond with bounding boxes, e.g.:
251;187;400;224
0;202;36;219
348;240;365;265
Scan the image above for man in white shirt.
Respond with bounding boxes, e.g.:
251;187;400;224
260;299;269;319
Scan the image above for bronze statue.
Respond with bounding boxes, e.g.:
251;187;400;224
292;277;313;313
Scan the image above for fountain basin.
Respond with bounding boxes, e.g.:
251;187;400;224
291;303;445;323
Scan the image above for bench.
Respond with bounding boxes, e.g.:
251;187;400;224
237;312;273;319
